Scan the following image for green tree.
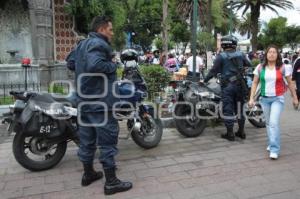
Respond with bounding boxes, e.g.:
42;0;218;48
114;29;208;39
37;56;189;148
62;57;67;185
229;0;294;52
197;32;215;52
65;0;127;49
285;25;300;50
177;0;239;36
123;0;162;51
169;22;191;53
154;37;174;51
258;17;288;49
168;0;191;53
213;1;240;37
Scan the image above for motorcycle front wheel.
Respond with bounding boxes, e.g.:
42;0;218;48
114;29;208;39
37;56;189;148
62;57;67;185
129;115;163;149
13;132;67;171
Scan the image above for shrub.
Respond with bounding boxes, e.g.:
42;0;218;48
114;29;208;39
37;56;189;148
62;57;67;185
48;84;67;94
0;96;14;105
139;65;171;101
251;59;260;68
117;67;124;79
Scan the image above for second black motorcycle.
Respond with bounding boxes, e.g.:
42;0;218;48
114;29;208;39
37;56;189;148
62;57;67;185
170;72;265;137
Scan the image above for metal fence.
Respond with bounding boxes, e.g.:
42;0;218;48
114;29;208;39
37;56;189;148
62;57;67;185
0;82;71;105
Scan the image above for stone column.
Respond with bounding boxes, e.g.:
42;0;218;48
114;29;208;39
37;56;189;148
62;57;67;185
28;0;54;66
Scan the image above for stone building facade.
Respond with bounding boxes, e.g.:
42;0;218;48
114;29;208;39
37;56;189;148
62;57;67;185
0;0;79;65
0;0;78;94
53;0;78;62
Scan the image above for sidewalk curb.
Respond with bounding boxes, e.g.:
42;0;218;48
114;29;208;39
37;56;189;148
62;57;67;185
0;105;10;117
161;117;175;128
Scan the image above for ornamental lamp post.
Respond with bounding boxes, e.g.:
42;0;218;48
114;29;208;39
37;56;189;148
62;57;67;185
21;58;31;91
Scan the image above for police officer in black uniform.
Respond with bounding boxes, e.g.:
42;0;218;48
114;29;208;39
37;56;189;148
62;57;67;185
66;16;132;195
204;35;252;141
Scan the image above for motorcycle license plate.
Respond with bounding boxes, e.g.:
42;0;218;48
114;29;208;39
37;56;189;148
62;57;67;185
39;125;52;134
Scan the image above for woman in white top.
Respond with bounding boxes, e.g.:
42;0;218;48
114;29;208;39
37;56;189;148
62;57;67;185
249;45;298;160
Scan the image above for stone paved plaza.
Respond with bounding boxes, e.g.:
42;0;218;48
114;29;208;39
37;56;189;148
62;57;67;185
0;96;300;199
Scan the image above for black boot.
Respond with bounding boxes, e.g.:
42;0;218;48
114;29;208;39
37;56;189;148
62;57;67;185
104;168;132;195
221;127;235;141
81;163;103;186
235;120;246;139
235;130;246;139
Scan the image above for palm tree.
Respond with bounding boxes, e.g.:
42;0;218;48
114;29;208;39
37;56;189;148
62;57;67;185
238;13;255;39
238;13;261;52
177;0;208;30
177;0;238;35
229;0;294;52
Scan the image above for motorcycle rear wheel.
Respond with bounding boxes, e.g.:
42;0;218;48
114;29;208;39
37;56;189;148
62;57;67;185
13;133;67;171
247;104;266;128
174;105;207;137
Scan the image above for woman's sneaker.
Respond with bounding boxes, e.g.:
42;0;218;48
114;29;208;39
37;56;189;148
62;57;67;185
269;152;278;160
266;146;270;151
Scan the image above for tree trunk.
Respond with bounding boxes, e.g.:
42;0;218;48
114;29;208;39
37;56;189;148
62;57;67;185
250;5;260;53
207;0;212;33
247;31;251;52
162;0;169;58
182;42;188;54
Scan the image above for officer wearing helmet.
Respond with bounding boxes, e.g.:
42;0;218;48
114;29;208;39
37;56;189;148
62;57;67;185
120;49;139;64
204;35;252;141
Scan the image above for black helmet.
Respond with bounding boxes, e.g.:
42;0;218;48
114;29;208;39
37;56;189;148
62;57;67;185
221;35;238;49
120;49;139;63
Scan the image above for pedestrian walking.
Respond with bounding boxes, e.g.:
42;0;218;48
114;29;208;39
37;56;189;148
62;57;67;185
248;45;299;160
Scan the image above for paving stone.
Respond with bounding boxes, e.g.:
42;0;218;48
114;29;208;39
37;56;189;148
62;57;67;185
23;183;64;196
4;177;44;190
135;167;169;178
259;191;300;199
132;193;172;199
0;95;300;198
200;192;238;199
1;188;24;199
145;158;177;168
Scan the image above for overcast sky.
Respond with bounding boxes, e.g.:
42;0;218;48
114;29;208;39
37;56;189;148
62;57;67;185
235;0;300;40
259;0;300;26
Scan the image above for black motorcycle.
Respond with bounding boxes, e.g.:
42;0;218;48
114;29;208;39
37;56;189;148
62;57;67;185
1;60;163;171
170;72;265;137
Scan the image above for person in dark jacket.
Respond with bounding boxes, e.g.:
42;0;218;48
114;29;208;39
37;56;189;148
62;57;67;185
204;35;252;141
66;16;132;195
292;50;300;101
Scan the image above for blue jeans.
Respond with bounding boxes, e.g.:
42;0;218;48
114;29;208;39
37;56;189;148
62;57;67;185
259;96;285;155
78;112;119;169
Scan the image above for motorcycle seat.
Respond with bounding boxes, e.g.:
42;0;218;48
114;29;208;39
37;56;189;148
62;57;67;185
52;94;77;107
